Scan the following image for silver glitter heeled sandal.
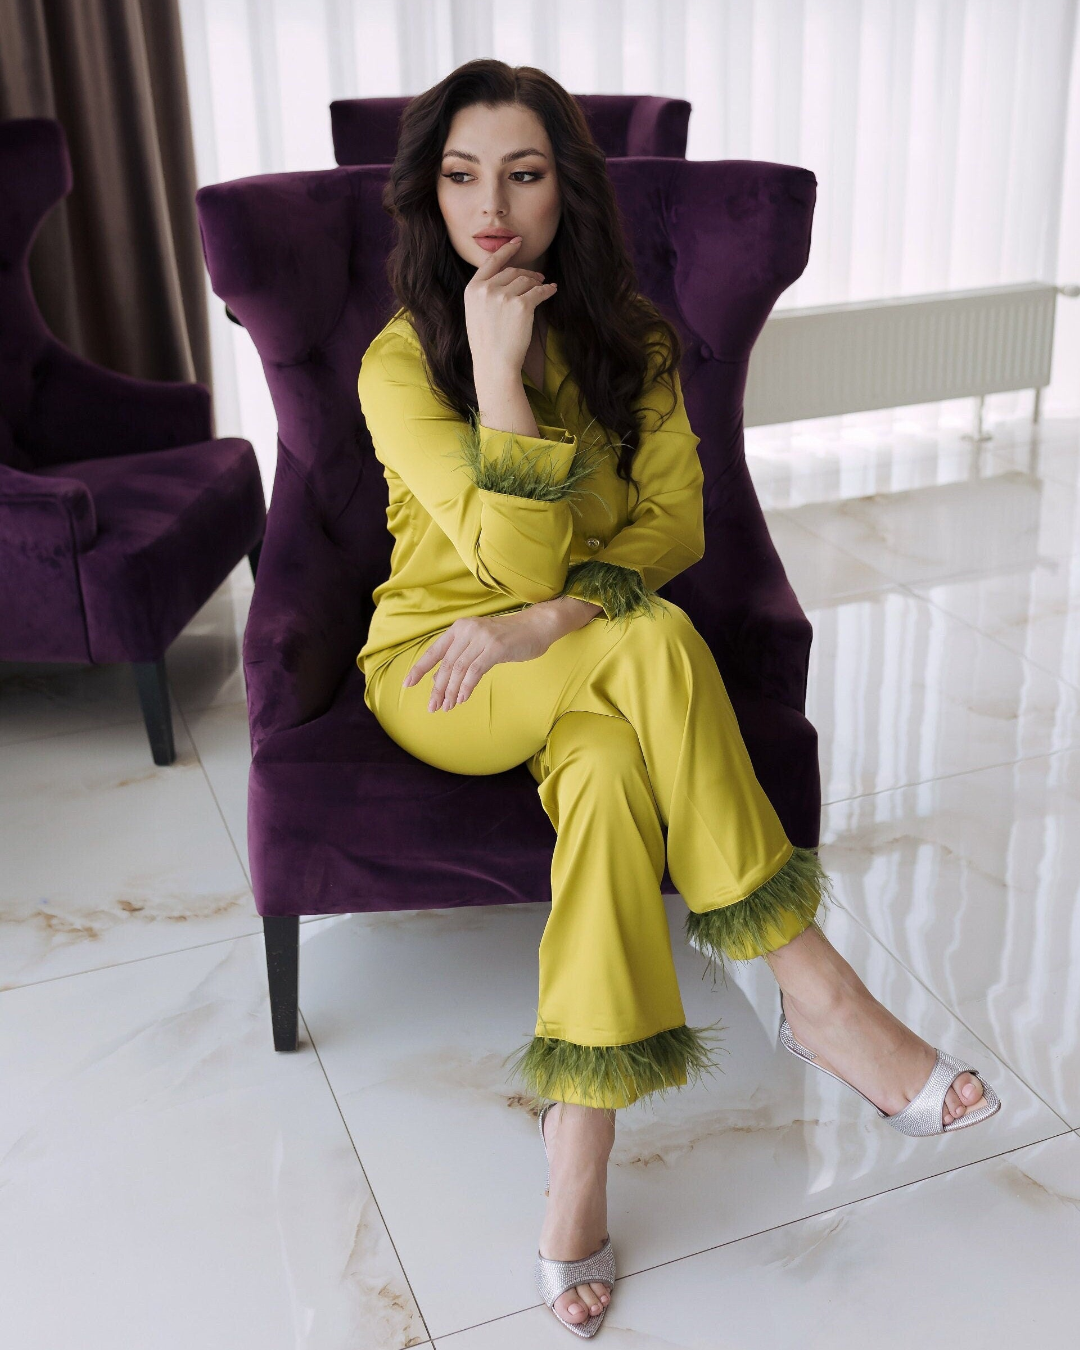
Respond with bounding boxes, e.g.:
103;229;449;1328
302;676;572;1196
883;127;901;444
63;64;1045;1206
778;994;1001;1135
535;1102;616;1339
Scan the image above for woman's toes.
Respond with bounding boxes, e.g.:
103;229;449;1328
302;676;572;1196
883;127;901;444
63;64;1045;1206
557;1293;587;1322
941;1075;988;1125
578;1282;602;1313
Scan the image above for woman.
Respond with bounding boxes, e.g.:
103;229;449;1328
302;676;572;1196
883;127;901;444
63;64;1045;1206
356;59;1001;1338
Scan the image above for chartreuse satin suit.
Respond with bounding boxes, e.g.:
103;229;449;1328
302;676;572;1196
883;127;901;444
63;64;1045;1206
356;309;834;1110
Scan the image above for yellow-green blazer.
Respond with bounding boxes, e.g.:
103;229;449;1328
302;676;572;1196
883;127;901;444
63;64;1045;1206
356;310;705;679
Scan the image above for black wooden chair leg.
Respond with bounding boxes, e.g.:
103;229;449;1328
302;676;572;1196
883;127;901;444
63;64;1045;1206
263;915;299;1050
132;659;176;765
248;538;263;579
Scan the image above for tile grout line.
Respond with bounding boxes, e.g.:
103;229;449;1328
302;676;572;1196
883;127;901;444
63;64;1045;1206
593;1127;1079;1299
297;1005;435;1349
894;578;1080;695
425;1125;1079;1341
0;708;148;752
0;921;270;997
820;739;1080;808
173;692;254;890
772;454;1080;602
0;682;261;999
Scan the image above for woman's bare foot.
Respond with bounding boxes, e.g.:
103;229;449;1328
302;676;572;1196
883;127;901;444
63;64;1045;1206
539;1102;616;1326
765;924;989;1126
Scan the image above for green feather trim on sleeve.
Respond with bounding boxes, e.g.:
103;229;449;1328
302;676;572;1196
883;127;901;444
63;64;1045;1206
560;559;660;623
454;415;607;504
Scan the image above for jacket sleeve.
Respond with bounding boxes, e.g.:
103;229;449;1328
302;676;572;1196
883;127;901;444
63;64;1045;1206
560;344;705;622
357;328;607;605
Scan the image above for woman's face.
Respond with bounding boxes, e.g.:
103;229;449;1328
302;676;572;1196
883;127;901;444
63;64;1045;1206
437;101;561;276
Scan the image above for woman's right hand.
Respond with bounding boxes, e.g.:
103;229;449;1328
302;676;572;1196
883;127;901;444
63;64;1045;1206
402;606;561;712
464;236;557;378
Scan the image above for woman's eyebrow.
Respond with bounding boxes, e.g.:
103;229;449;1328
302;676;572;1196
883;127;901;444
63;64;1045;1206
441;148;549;164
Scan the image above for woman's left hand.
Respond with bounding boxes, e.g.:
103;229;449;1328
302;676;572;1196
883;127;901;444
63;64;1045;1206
402;607;558;712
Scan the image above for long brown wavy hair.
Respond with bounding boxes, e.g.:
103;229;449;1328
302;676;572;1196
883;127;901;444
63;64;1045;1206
381;58;684;498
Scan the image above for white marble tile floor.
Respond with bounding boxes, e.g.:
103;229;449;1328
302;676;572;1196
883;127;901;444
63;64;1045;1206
1;414;1077;1347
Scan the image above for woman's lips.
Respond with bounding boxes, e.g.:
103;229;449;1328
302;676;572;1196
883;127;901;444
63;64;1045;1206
475;234;516;253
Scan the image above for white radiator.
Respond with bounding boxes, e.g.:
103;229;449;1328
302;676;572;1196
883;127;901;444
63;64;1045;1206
743;281;1066;430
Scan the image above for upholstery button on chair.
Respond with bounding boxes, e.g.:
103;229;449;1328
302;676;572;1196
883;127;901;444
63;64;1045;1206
586;536;601;549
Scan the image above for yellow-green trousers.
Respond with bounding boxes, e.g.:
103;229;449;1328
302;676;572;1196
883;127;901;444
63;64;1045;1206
364;597;834;1110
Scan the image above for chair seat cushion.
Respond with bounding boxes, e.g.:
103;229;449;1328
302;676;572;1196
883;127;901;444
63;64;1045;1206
40;438;265;661
248;664;820;918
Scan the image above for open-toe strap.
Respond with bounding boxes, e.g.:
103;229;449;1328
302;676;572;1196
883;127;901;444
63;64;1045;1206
536;1235;615;1338
941;1070;1001;1132
886;1048;1000;1136
536;1236;615;1306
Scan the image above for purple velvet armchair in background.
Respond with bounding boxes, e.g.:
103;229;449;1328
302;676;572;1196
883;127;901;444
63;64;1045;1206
330;93;691;165
0;118;266;764
196;156;819;1052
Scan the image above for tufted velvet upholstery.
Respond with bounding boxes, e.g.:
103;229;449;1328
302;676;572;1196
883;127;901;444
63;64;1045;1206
196;156;821;948
0;118;266;760
330;93;690;165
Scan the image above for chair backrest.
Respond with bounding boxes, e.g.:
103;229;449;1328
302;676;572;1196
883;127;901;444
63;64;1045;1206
0;118;73;471
330;94;691;165
196;158;816;654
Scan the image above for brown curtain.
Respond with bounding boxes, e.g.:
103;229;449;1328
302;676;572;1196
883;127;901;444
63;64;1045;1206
0;0;212;393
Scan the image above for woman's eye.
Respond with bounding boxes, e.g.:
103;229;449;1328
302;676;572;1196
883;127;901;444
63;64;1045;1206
442;171;542;184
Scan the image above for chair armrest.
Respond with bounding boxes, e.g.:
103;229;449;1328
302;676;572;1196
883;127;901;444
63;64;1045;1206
29;342;212;466
244;459;367;752
0;465;96;661
0;463;97;551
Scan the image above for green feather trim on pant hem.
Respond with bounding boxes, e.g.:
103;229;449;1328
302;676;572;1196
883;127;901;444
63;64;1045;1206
560;559;660;623
454;415;608;504
684;845;836;969
504;1020;726;1108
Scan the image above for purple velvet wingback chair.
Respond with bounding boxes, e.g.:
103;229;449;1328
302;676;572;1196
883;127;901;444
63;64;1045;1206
0;118;266;764
331;93;690;165
196;157;819;1052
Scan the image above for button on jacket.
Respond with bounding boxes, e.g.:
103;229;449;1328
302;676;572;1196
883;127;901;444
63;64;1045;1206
355;308;705;680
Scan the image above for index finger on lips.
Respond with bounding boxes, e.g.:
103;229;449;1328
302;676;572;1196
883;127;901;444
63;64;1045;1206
473;235;522;279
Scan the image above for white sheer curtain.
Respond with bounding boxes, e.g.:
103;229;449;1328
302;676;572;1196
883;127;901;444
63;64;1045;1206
177;0;1080;493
